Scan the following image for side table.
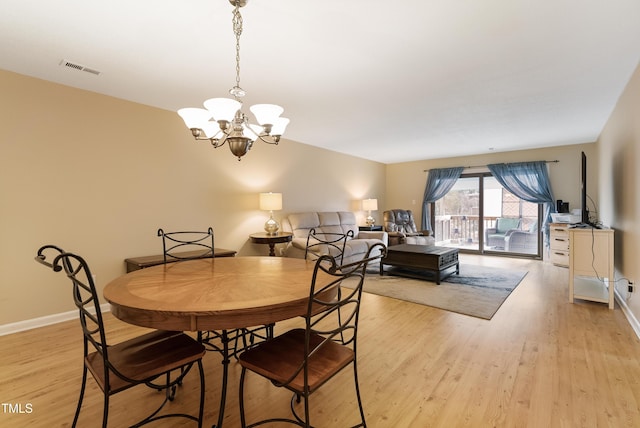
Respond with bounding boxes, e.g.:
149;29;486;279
359;225;383;231
249;232;293;257
124;248;237;273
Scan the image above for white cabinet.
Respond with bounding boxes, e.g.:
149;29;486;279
568;227;615;309
549;223;570;267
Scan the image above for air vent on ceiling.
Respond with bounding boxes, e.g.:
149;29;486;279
59;59;101;76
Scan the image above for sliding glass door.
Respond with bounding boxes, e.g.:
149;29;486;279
432;173;541;257
434;176;481;251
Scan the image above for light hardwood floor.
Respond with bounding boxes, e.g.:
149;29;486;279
2;254;640;427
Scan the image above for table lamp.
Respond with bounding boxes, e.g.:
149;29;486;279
362;198;378;226
260;192;283;235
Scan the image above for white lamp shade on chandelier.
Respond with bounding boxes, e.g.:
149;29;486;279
260;192;282;235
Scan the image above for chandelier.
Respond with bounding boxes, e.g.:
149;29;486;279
177;0;289;161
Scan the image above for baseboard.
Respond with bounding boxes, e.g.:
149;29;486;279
0;303;111;336
615;289;640;340
3;293;639;340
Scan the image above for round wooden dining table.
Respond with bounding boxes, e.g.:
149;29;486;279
103;256;326;428
104;256;325;332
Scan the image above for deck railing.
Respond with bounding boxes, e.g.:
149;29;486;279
434;215;536;246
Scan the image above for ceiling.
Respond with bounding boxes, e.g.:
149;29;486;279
1;0;639;164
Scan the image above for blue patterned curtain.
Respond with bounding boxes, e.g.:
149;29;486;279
421;167;464;232
487;161;556;244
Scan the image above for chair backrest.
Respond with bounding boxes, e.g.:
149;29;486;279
304;228;354;266
383;209;419;234
304;242;386;360
157;227;214;263
35;245;109;362
495;218;521;234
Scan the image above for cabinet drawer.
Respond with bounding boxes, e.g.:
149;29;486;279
549;224;569;238
550;236;570;251
550;225;569;238
551;250;569;267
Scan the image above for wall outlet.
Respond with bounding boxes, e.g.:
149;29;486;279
629;281;634;293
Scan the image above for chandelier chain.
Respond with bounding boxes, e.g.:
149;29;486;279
232;3;244;99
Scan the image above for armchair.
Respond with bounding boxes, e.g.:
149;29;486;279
383;209;435;246
505;223;539;253
485;217;522;249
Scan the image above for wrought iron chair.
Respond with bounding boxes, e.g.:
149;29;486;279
157;227;271;427
157;227;215;263
304;228;354;266
35;245;205;428
157;227;272;352
238;242;386;428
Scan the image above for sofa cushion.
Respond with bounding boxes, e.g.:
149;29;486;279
288;211;358;239
288;212;320;231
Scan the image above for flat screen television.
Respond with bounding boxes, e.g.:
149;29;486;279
581;151;589;224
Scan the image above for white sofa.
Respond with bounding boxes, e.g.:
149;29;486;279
281;211;387;265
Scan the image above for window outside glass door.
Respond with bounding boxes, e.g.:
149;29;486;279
433;174;541;257
434;176;480;251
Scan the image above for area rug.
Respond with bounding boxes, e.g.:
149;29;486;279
355;265;528;320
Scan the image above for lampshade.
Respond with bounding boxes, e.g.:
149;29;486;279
259;192;282;211
250;104;284;125
177;108;212;129
201;121;222;139
270;117;290;136
362;198;378;211
203;98;242;122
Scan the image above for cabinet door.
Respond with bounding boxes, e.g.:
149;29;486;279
570;230;613;277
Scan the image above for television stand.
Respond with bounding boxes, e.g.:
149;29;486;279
568;227;614;309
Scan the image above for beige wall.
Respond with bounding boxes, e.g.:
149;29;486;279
385;61;640;325
0;69;386;325
598;62;640;317
3;61;639;330
385;143;598;228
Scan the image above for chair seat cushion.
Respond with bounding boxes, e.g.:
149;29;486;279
86;330;205;394
239;328;354;393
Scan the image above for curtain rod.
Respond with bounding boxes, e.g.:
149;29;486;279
423;160;559;172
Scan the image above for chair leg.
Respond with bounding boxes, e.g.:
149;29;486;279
197;359;205;428
213;330;230;428
239;366;248;428
303;393;311;428
289;392;310;427
102;392;109;428
72;366;88;428
353;362;367;428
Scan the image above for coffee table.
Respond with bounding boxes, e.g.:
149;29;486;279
380;244;459;284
